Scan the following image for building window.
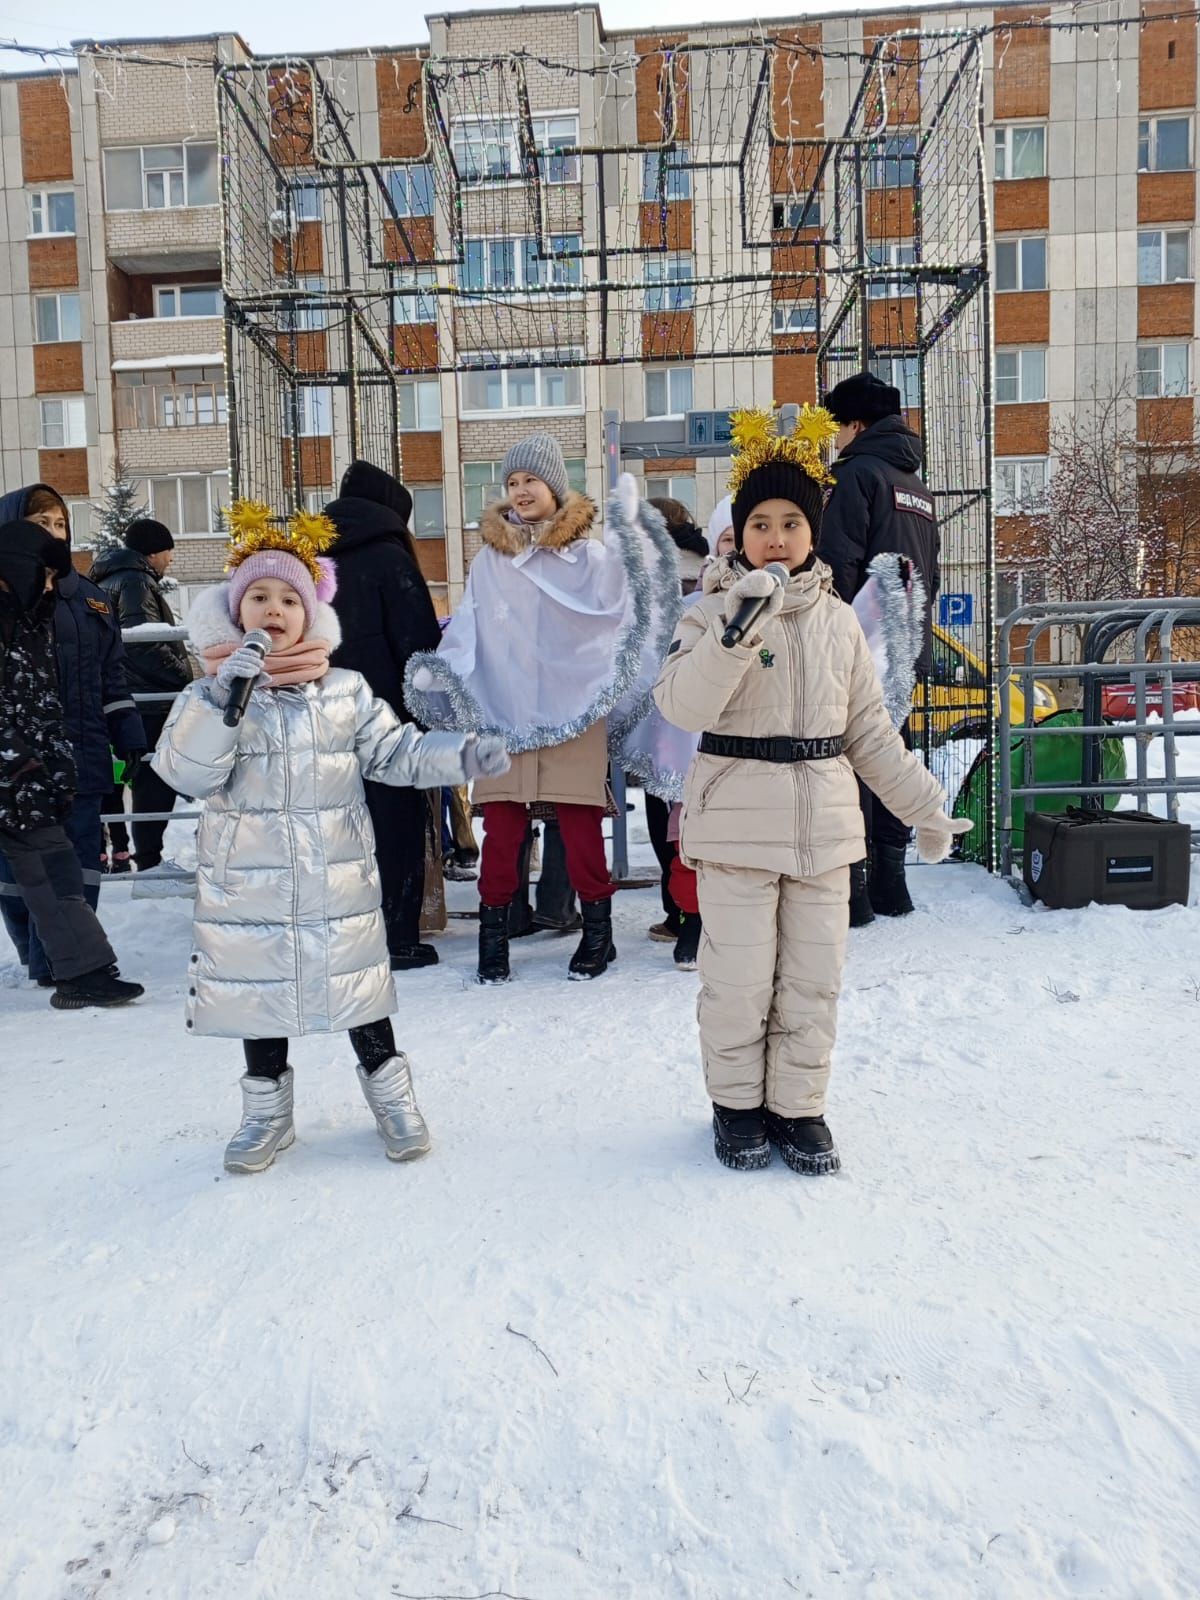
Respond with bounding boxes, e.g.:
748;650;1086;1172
103;143;219;211
1137;116;1191;173
399;377;441;431
867;242;917;298
154;283;222;319
39;397;88;449
393;268;438;325
867;131;919;189
137;472;229;537
65;501;95;545
994;124;1047;180
460;351;584;416
451;116;579;185
1137;229;1191;285
292;181;322;222
385;165;434;217
464;456;586;523
995;348;1047;404
114;366;227;430
460;236;582;296
644;252;695;312
772;195;821;230
1137;342;1190;398
644;366;694;418
412;486;444;539
645;474;697;514
994;457;1048;515
34;292;81;344
995;237;1047;292
290;387;334;437
872;356;921;409
642;147;691;202
285;276;327;333
772;301;818;335
29;189;76;236
997;567;1047;616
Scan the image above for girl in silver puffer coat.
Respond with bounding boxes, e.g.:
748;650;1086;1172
153;510;508;1175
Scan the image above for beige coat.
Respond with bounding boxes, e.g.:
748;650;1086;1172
471;493;609;810
653;555;947;878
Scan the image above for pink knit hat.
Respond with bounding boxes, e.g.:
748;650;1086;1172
227;549;337;631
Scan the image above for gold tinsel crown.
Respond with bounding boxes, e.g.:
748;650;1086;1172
224;499;337;582
727;403;839;499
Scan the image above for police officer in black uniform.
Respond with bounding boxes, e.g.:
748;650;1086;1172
820;373;941;926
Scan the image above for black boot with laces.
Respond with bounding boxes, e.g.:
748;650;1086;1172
765;1111;841;1175
712;1104;770;1171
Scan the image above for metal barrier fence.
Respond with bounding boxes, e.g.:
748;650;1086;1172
998;597;1200;878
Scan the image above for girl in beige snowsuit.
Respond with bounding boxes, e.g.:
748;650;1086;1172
653;408;970;1175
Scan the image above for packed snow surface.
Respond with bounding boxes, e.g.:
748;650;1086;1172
2;805;1198;1599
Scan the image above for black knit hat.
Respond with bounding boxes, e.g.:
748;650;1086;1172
123;518;175;556
731;460;825;547
824;372;903;428
339;459;414;528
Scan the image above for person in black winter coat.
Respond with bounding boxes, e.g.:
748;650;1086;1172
91;519;191;870
0;486;145;981
324;460;444;970
0;518;142;1008
820;373;942;924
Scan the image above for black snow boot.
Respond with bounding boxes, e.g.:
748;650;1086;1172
51;966;144;1010
477;904;511;984
673;912;702;971
391;943;439;971
848;859;875;928
567;898;616;981
712;1104;771;1171
765;1111;841;1175
869;843;914;918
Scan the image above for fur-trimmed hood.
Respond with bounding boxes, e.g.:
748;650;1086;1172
187;580;343;656
479;492;596;558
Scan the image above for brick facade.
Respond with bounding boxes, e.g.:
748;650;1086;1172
18;78;73;183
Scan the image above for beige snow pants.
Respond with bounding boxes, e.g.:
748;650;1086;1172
695;861;850;1118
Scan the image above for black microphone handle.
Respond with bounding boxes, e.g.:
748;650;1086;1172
222;672;258;727
721;593;773;649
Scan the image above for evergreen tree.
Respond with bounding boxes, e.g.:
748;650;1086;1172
91;475;146;555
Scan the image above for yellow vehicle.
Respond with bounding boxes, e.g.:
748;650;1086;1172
911;624;1057;741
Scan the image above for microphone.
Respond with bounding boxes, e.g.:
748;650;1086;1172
721;562;791;649
222;629;273;727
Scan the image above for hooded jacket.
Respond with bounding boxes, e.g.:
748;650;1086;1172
818;417;941;675
90;544;192;698
653;554;946;879
151;582;473;1039
0;487;145;792
469;493;610;808
0;521;76;834
323;488;441;723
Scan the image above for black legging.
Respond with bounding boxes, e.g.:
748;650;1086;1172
644;792;681;930
243;1018;397;1080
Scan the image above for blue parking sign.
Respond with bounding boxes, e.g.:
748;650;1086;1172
939;593;973;628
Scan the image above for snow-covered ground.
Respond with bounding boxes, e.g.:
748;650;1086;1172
2;803;1199;1600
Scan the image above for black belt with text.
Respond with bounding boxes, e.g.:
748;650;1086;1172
698;732;846;763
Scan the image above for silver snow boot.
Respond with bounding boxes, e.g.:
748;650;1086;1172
357;1055;431;1161
224;1069;295;1174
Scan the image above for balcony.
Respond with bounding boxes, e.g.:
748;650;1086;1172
110;316;223;366
104;207;220;274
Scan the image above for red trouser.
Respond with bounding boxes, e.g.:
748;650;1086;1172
669;852;699;916
479;802;613;907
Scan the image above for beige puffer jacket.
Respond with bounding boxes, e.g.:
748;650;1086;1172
653;555;947;879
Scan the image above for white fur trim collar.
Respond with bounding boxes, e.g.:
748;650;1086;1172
187;581;343;654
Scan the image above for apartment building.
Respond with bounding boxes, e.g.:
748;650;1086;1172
1;2;1197;621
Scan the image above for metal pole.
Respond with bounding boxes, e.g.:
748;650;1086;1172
604;407;629;881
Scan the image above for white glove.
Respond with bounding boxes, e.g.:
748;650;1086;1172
463;735;511;780
215;645;269;694
613;471;639;527
721;567;785;633
915;814;974;864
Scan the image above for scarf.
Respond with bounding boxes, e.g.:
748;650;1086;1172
201;635;333;689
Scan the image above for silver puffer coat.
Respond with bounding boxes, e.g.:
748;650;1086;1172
152;584;472;1041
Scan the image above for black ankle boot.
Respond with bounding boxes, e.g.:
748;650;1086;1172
477;904;511;984
869;843;915;917
712;1104;770;1170
568;898;616;981
765;1111;841;1175
849;859;875;928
